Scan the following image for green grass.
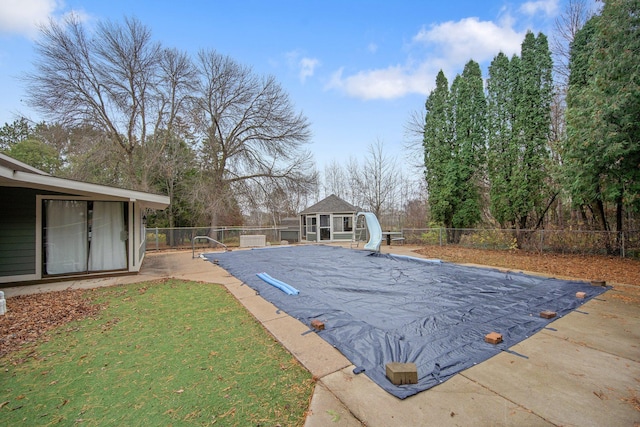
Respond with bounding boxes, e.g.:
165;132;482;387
0;280;314;426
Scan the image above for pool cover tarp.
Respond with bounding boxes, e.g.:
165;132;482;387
204;245;608;399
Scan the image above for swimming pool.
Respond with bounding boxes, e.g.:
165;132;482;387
205;245;607;399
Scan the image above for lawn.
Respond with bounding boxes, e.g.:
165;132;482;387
0;279;314;426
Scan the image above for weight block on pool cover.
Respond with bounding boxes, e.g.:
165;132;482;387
576;291;587;299
310;319;325;330
484;332;503;344
540;310;557;319
385;362;418;385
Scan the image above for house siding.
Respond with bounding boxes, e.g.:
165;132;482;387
0;187;37;276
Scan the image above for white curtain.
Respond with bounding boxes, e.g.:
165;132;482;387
89;202;127;271
46;201;88;274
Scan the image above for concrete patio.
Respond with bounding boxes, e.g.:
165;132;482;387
2;245;639;426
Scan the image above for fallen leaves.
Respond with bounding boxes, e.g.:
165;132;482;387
0;289;104;360
414;245;640;287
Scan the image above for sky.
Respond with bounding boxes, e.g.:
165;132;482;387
0;0;577;175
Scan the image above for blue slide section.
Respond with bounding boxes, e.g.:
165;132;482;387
358;212;382;252
256;272;300;295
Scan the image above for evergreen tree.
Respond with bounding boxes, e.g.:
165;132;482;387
423;71;452;230
423;62;486;242
449;61;486;231
564;17;606;228
0;118;33;151
565;0;639;245
487;53;518;225
486;32;553;244
514;32;553;231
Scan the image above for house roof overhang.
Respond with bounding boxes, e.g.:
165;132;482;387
0;153;170;210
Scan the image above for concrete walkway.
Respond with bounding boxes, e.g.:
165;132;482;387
2;245;639;426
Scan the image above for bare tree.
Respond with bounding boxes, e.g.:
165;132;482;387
404;197;429;228
323;159;351;201
402;109;427;171
190;50;315;228
25;15;193;190
551;0;595;87
349;139;401;221
235;172;318;227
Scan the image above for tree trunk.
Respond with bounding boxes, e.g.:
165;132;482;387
168;179;176;247
614;192;623;255
515;215;529;249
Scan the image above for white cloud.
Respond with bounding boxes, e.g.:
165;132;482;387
520;0;559;16
0;0;60;38
285;50;321;83
326;63;437;100
299;57;320;83
327;16;525;100
413;17;525;64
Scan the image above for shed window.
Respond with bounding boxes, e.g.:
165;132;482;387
306;216;317;233
333;215;353;232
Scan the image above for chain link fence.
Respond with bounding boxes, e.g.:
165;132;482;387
145;226;286;251
146;226;640;259
401;228;640;258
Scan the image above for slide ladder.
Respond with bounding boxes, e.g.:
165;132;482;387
356;212;382;252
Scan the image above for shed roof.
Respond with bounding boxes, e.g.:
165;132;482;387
0;153;170;210
299;194;358;215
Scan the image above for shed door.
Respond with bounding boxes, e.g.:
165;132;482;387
319;214;331;241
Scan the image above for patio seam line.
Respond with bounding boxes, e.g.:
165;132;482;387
538;327;640;363
318;378;367;426
458;371;555;426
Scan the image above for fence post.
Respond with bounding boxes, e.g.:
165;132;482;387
155;227;159;251
439;228;442;246
621;231;625;258
539;229;544;254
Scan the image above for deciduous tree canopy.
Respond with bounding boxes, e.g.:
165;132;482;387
20;15;316;227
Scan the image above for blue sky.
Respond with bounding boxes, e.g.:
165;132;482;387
0;0;574;173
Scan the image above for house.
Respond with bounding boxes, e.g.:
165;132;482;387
0;153;170;284
299;194;359;243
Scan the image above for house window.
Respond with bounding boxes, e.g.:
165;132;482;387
333;215;353;232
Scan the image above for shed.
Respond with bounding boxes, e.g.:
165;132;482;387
299;194;358;243
279;217;300;243
0;153;170;284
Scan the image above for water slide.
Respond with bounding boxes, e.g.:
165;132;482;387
357;212;382;252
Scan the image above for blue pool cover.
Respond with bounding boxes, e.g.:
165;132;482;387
204;245;608;399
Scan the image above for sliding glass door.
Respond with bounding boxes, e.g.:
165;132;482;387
89;201;127;271
44;200;88;274
44;200;127;275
